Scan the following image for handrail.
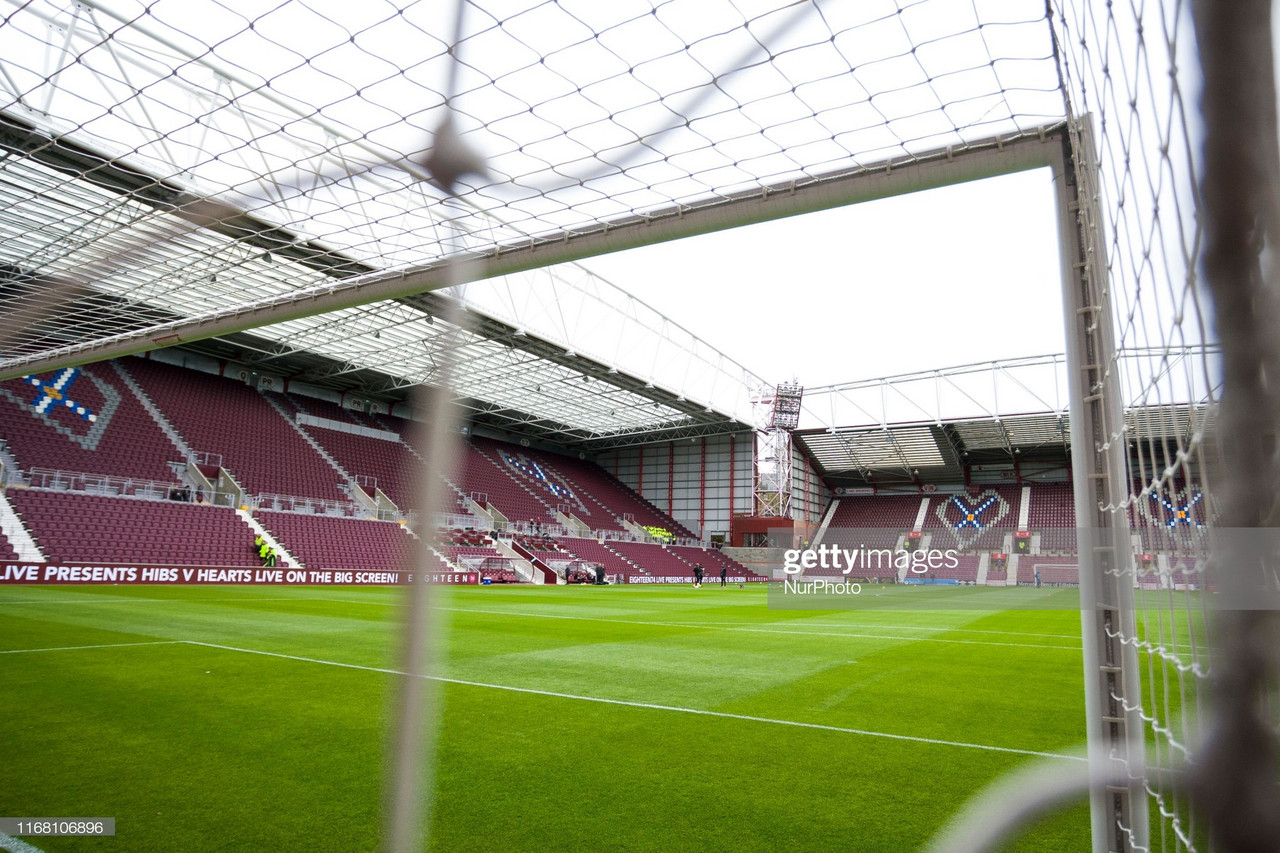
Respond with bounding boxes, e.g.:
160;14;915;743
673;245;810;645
26;467;184;501
253;491;369;518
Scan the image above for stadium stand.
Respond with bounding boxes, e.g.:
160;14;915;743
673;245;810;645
0;357;1088;589
0;530;19;562
0;366;183;483
912;554;981;584
1026;482;1076;553
670;545;760;580
255;511;410;571
409;437;555;526
8;489;259;566
554;538;635;579
924;487;1020;553
281;394;369;427
524;447;697;538
355;413;695;539
122;358;349;503
608;540;696;577
1131;481;1211;553
821;495;921;551
284;404;422;509
439;527;519;582
1167;556;1205;589
1018;556;1080;587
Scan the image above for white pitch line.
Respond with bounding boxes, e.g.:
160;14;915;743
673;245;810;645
0;641;184;655
0;832;45;853
184;640;1085;762
434;606;1082;650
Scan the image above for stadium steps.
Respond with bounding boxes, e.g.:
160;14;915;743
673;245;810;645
562;484;616;532
260;392;361;496
551;460;695;538
238;508;300;568
0;439;26;485
913;497;931;531
555;511;592;536
400;522;460;573
112;360;195;461
602;540;645;577
491;446;592;518
468;442;557;522
0;489;46;561
811;499;840;547
543;469;623;531
395;439;479;518
595;466;696;538
506;538;563;584
490;538;540;583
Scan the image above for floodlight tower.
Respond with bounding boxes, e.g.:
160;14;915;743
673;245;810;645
752;381;804;517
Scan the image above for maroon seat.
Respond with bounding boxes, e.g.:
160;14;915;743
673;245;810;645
8;489;259;566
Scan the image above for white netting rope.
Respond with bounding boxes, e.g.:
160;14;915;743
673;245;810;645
1051;1;1280;851
0;0;1063;371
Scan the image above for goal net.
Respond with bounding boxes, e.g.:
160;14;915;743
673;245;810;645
1026;2;1279;851
1;1;1277;851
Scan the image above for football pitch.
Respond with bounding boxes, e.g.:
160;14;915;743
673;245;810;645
2;583;1100;851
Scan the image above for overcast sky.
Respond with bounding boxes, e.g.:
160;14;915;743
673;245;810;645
581;166;1064;390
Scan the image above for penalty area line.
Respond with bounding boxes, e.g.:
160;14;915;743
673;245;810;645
184;640;1084;763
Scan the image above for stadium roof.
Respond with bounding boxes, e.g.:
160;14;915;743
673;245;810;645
794;350;1220;486
0;0;1068;446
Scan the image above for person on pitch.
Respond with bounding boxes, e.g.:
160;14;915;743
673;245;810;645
693;562;704;588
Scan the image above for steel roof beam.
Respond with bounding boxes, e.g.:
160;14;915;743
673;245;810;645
0;124;1069;382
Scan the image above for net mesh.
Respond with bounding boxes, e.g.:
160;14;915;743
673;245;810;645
1052;1;1278;851
0;0;1063;376
1;1;1278;850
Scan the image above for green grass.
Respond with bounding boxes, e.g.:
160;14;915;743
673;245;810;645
1;584;1103;851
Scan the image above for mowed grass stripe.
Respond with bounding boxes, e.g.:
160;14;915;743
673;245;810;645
1;585;1094;850
2;591;1085;642
185;639;1083;762
0;587;1086;652
437;605;1082;650
2;637;386;853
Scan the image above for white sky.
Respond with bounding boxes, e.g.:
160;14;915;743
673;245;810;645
581;166;1065;390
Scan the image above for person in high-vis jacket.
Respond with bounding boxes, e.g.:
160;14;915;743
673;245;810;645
254;535;276;567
